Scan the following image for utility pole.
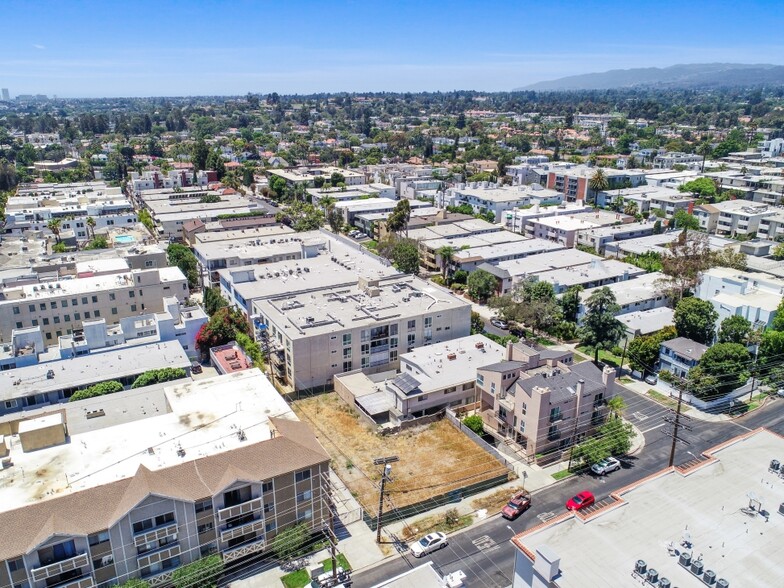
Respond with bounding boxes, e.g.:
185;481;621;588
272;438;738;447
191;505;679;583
663;383;692;467
617;337;628;378
373;455;398;543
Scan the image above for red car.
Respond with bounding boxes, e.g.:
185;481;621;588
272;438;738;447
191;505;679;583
566;490;595;511
501;491;532;520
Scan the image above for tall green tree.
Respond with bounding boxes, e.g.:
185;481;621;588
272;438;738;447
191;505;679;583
192;139;209;171
588;168;609;202
436;245;456;281
391;238;420;274
579;287;626;364
673;297;718;345
560;285;583;323
687;342;751;400
386;199;411;236
627;326;677;375
717;315;752;345
467;269;497;303
672;209;700;231
167;243;200;289
47;218;62;243
769;298;784;332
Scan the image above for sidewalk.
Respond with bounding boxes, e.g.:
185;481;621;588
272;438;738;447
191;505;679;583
620;377;732;422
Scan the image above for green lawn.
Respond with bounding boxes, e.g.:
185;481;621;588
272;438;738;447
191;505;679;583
577;346;623;367
647;389;690;412
322;553;351;572
552;469;574;481
280;569;309;588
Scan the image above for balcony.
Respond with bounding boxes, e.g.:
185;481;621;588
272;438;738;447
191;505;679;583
222;536;266;563
137;544;181;569
218;497;263;522
145;570;176;587
221;518;266;543
134;522;178;547
547;427;561;442
549;412;563;424
50;576;95;588
31;553;90;582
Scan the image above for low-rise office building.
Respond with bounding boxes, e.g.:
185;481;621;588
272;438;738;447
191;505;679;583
0;369;330;588
510;429;782;588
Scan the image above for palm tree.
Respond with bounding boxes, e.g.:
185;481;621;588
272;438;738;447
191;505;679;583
47;218;61;243
588;168;609;203
436;245;455;282
623;201;638;217
86;216;96;240
607;395;626;420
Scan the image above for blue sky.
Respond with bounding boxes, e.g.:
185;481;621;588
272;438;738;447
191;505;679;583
2;0;783;97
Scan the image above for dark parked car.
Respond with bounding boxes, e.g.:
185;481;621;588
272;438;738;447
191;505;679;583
501;490;532;520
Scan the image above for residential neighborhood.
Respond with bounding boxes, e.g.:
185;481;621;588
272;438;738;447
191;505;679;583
1;3;784;587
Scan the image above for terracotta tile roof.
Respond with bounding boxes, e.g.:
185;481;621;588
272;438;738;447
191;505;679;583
0;418;328;560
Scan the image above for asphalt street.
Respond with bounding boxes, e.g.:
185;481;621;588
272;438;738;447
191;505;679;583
351;389;784;588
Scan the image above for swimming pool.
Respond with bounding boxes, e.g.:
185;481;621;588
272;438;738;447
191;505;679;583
114;235;136;244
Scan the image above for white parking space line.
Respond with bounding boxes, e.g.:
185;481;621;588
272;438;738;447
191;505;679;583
641;423;667;434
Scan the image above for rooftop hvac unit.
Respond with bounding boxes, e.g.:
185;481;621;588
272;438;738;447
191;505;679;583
633;558;647;573
645;569;658;584
679;552;692;567
703;570;717;585
779;502;784;515
770;459;780;472
716;579;729;588
691;560;704;575
658;579;671;588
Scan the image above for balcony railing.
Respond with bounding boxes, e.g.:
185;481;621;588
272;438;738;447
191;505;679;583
50;575;95;588
221;518;266;543
549;412;563;423
134;522;178;547
31;553;90;582
547;429;561;441
218;497;263;522
137;544;181;569
222;536;266;563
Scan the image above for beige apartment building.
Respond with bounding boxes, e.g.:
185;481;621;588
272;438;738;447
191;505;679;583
0;370;330;588
478;342;616;459
0;266;188;344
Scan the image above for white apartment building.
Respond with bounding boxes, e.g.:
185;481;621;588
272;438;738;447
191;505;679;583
576;273;668;322
653;151;703;169
711;201;775;237
129;169;211;193
696;267;784;328
438;182;562;219
757;210;784;240
0;266;189;344
252;274;472;391
268;166;365;188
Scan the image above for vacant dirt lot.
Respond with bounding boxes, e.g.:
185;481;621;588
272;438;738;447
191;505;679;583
293;393;510;512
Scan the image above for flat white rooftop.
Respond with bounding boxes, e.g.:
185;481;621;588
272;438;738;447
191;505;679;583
193;225;295;244
580;272;665;307
0;340;191;401
0;369;292;512
512;428;784;588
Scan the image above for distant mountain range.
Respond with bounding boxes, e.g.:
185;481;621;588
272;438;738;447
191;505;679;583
517;63;784;91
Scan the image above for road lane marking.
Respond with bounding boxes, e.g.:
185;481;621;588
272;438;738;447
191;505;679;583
472;535;500;554
632;411;649;422
537;512;556;523
641;423;667;434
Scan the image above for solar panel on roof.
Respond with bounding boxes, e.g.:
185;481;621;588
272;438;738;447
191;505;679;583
393;372;421;395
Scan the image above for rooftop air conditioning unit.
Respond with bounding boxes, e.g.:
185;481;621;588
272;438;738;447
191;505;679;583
691;560;704;575
703;570;717;585
645;570;658;584
679;552;692;567
658;580;671;588
634;561;647;575
716;579;729;588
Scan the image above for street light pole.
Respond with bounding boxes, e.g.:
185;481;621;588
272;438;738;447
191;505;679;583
373;456;399;543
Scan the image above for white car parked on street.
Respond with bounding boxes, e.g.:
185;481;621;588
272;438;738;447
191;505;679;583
410;532;448;557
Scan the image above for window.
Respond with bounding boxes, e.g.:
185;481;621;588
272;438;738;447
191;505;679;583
53;316;60;324
92;295;98;303
342;348;352;359
131;304;137;312
7;558;24;573
418;394;427;402
390;324;398;335
265;521;276;533
390;350;398;362
5;400;18;409
390;337;398;349
28;304;35;312
50;302;57;309
93;554;113;569
94;310;101;318
342;333;351;346
74;312;81;320
407;333;415;346
361;357;370;368
84;312;90;319
343;360;352;371
521;402;527;416
297;490;312;503
361;343;370;355
111;307;118;315
262;480;273;493
39;303;46;311
550;407;562;422
71;298;78;306
424;316;432;328
476;374;484;387
109;293;116;301
407;320;416;330
42;318;49;325
194;499;212;513
200;543;217;557
197;522;214;534
490;382;496;394
82;297;88;305
88;530;110;546
264;502;274;513
295;469;311;483
129;291;135;298
12;306;19;315
15;322;22;329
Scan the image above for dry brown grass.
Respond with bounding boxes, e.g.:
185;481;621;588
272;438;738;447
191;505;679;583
470;485;525;512
293;393;509;513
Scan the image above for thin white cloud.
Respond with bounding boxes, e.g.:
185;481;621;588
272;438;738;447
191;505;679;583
33;44;45;50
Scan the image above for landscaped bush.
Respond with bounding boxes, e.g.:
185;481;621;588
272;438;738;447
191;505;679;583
131;368;187;389
69;380;124;402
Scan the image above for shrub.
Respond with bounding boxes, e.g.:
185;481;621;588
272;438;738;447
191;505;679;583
462;414;484;435
171;554;224;588
131;368;187;389
69;380;124;402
